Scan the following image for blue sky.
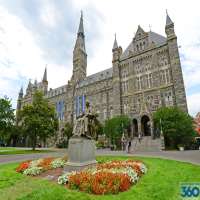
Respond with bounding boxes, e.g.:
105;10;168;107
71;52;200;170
0;0;200;116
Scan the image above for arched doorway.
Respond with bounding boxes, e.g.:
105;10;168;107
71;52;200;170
141;115;151;136
132;119;138;136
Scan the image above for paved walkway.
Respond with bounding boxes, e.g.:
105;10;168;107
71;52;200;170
96;150;200;166
0;149;200;166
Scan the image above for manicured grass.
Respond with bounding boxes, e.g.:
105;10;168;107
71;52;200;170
0;149;53;155
0;156;200;200
0;147;16;150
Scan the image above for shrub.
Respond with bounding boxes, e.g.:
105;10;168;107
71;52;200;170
153;107;196;149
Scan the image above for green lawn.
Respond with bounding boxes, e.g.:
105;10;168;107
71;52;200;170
0;156;200;200
0;148;53;155
0;147;16;150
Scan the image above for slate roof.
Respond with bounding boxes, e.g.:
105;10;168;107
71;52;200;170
77;68;113;88
120;31;167;60
166;13;173;26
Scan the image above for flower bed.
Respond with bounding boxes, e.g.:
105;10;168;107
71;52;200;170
16;157;67;176
58;160;147;195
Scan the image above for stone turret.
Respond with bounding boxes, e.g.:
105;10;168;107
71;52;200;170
165;11;176;39
112;34;122;116
16;87;23;125
17;87;23;110
165;11;188;112
42;67;48;95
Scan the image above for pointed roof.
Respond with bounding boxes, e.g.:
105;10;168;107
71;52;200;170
42;67;47;82
166;10;173;26
34;79;37;85
78;11;84;36
136;25;145;33
133;25;147;41
120;31;166;60
113;33;118;50
19;86;23;95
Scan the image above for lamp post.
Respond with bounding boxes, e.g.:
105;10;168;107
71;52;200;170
160;118;165;150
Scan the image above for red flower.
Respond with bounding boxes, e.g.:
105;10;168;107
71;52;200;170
16;161;31;173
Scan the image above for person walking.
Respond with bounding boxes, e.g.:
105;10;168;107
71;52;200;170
138;132;142;143
121;133;126;151
127;137;132;153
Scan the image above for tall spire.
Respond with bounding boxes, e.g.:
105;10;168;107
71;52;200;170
19;86;23;97
72;11;87;82
78;10;84;37
74;11;86;52
166;10;173;26
113;33;118;50
42;66;47;82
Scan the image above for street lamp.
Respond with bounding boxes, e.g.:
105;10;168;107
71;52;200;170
160;118;165;150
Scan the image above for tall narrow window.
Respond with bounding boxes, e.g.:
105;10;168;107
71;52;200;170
103;109;107;120
149;73;153;88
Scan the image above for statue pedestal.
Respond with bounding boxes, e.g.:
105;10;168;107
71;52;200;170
64;137;97;172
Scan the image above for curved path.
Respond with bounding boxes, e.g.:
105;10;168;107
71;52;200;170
0;149;200;166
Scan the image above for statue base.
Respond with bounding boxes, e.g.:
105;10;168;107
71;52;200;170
64;137;97;172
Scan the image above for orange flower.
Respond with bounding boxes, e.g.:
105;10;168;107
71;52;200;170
16;161;31;173
68;171;131;195
38;157;54;170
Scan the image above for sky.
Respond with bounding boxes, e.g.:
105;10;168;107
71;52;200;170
0;0;200;116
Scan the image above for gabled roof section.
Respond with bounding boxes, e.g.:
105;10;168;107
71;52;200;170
120;30;167;60
134;25;146;40
77;68;113;88
148;31;166;46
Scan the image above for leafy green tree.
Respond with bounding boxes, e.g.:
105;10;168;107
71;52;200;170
64;122;73;141
93;118;103;139
0;97;15;145
20;91;58;150
104;115;131;147
6;125;24;147
153;107;196;149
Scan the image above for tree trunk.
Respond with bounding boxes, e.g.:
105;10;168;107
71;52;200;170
32;132;37;151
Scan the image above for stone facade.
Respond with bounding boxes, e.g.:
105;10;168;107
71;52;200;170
16;12;188;139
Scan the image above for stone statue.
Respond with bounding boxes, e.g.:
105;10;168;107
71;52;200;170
72;101;97;139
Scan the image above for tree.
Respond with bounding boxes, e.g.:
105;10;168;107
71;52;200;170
64;122;73;141
194;113;200;136
0;97;15;145
153;107;196;149
93;117;103;139
104;115;131;148
20;91;58;150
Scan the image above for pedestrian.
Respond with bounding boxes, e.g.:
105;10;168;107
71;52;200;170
138;132;142;143
121;133;126;151
127;138;132;153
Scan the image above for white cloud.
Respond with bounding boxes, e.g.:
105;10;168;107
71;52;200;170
40;1;61;28
187;93;200;116
0;5;71;107
0;6;45;79
0;0;200;116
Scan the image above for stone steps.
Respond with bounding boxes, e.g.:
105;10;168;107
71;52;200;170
131;136;162;152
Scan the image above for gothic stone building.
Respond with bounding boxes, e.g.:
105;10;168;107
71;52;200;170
17;12;188;138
